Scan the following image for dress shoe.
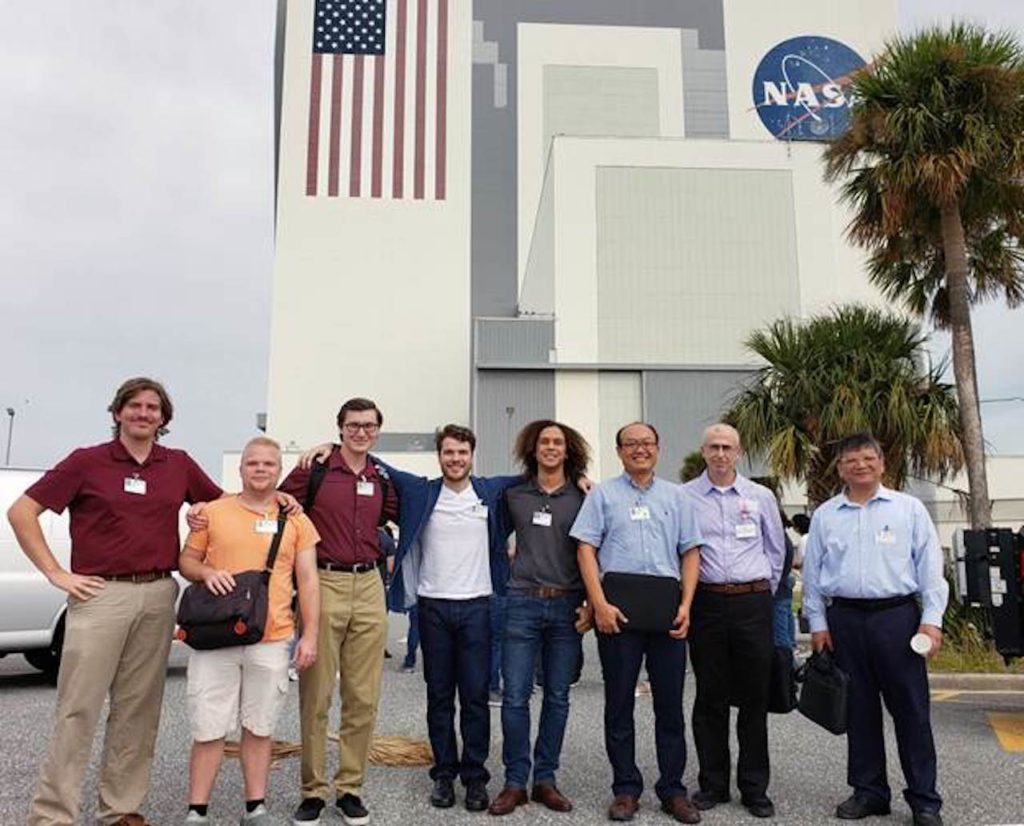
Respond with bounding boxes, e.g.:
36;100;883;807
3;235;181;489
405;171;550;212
836;795;891;819
742;796;776;818
532;783;573;812
465;781;490;812
608;794;640;821
661;795;701;824
913;812;943;826
692;790;730;811
430;777;455;808
488;787;527;816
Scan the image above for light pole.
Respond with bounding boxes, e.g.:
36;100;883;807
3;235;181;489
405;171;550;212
4;408;13;466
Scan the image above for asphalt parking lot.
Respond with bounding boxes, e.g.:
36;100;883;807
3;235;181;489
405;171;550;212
1;622;1022;826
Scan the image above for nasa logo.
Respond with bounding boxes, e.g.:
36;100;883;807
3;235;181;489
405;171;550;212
752;35;866;141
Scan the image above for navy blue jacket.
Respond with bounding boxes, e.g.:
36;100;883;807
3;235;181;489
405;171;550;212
383;461;522;611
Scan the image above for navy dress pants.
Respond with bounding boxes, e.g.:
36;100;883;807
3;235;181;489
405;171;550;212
828;599;941;814
596;628;688;801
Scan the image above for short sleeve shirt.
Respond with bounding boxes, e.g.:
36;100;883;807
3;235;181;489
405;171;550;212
184;497;320;641
26;440;222;575
504;480;585;590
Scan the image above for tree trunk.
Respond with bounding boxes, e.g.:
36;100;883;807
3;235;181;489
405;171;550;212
940;202;993;528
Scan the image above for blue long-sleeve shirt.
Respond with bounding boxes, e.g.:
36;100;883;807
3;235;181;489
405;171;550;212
802;485;948;632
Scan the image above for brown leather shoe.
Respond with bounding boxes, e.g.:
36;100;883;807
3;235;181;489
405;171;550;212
608;794;640;821
109;817;149;826
661;795;701;824
488;786;528;815
532;782;573;812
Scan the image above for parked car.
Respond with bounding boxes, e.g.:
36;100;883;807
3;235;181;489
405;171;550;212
0;467;192;682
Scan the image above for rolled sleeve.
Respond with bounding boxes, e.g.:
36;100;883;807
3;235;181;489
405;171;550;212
912;500;949;628
801;513;829;633
569;487;605;548
675;490;703;554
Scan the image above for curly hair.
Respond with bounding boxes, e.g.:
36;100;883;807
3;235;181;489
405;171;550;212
513;420;591;483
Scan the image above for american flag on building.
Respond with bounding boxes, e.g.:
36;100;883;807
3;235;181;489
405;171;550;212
305;0;449;201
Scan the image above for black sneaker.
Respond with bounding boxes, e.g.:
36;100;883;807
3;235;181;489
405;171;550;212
292;797;325;825
692;790;730;811
336;794;370;826
430;777;455;808
465;781;489;812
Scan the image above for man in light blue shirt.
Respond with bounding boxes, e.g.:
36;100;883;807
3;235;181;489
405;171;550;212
681;424;785;818
571;422;703;824
803;432;947;826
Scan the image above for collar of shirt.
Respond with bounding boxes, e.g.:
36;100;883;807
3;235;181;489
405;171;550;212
618;472;657;493
107;439;168;467
525;478;572;497
696;470;753;497
837;484;893;509
327;446;380;478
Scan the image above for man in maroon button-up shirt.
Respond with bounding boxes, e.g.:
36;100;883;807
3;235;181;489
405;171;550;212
7;377;222;826
278;397;398;825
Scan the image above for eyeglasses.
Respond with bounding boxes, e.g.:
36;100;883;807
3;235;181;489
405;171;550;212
342;422;380;435
620;439;658;450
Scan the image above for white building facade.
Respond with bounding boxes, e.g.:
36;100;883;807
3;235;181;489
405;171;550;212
268;0;898;478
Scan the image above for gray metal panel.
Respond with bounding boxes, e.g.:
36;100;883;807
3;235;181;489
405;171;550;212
375;433;437;453
475;318;554;366
471;0;726;317
474;370;556;475
644;369;759;483
681;30;729;138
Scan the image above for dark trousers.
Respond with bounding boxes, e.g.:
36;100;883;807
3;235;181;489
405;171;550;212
689;588;773;800
596;628;688;801
828;600;941;814
418;596;491;785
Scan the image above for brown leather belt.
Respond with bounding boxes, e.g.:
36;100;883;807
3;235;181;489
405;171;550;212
103;570;173;583
510;586;583;599
318;559;382;574
699;579;770;595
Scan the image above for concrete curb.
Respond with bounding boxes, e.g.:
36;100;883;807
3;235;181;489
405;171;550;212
927;671;1024;691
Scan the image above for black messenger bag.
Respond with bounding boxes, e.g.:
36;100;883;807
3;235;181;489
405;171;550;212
600;572;681;633
176;512;288;650
796;649;850;734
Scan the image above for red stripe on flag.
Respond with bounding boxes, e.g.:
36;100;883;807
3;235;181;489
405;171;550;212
350;54;365;197
371;54;385;198
305;53;323;197
435;0;447;200
328;55;344;197
413;0;427;200
392;0;408;198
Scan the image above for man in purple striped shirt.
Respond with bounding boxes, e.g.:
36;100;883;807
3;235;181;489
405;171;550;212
681;424;786;819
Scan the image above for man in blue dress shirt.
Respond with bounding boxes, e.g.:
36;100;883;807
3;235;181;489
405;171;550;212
682;424;785;818
571;422;703;824
803;432;947;826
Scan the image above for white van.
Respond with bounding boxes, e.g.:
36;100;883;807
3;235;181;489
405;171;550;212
0;468;70;680
0;467;192;681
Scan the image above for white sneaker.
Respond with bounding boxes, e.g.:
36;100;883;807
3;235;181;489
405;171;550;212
240;803;272;825
185;812;209;825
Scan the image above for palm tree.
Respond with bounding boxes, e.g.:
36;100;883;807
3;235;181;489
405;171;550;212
724;305;963;508
822;23;1024;528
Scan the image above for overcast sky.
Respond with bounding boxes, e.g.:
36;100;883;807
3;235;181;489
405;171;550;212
1;0;1022;477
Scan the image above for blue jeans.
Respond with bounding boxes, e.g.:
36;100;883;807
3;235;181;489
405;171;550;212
418;596;491;784
489;594;507;693
772;573;796;650
500;592;583;788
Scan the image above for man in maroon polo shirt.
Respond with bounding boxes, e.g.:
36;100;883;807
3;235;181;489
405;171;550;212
279;397;398;826
7;377;223;826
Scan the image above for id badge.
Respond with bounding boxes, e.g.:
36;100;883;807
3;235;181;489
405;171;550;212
123;476;147;495
356;480;375;497
532;510;552;527
471;504;489;519
735;522;757;539
876;529;896;546
255;518;279;535
629;505;651;521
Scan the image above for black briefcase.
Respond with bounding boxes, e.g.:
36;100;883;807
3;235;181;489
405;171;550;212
768;646;798;714
796;650;849;734
600;572;681;633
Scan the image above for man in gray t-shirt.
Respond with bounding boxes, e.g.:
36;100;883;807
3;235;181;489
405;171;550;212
489;420;592;817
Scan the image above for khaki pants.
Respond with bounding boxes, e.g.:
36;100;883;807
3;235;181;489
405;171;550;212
28;577;178;826
299;569;387;799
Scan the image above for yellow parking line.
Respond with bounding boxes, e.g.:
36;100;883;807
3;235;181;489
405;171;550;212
987;713;1024;752
930;690;961;702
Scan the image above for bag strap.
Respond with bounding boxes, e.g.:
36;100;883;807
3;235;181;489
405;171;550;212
305;449;393;530
263;512;289;579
